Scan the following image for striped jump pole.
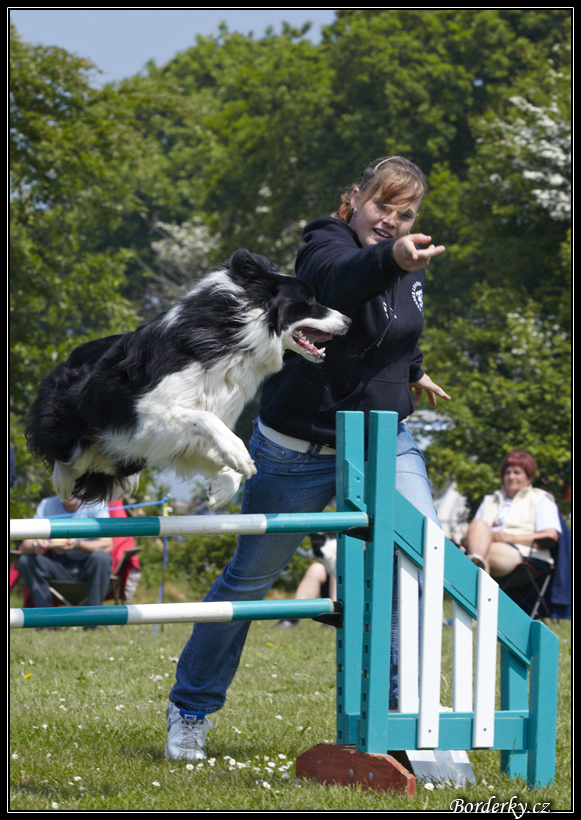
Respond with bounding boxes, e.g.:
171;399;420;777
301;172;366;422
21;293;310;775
9;511;368;542
9;510;367;631
10;597;339;630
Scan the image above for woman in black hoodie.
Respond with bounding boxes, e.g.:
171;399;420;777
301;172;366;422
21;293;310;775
260;155;449;444
165;156;450;760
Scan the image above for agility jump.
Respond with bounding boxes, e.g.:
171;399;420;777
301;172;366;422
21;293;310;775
10;411;559;793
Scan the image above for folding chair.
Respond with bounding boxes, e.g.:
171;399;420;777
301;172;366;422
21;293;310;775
47;546;142;607
497;537;558;620
9;546;142;608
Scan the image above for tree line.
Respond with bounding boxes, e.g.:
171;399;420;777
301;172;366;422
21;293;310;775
10;9;571;520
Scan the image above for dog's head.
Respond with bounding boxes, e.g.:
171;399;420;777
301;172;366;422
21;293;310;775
227;249;351;363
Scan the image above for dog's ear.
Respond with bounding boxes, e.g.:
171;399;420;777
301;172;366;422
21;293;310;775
228;248;277;280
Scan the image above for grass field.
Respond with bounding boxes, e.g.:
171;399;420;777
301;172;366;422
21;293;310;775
10;592;571;812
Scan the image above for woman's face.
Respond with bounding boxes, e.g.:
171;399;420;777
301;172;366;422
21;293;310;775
502;466;531;498
349;188;423;246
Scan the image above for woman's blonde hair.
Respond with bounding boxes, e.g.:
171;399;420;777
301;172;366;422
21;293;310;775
335;156;427;222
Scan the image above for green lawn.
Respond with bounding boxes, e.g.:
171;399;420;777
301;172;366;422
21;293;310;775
10;597;571;811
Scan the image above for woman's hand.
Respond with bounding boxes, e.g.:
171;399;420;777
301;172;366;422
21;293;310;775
410;373;451;407
394;234;446;272
491;531;515;544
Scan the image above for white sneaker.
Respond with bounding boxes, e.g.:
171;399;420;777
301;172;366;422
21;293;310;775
164;702;215;760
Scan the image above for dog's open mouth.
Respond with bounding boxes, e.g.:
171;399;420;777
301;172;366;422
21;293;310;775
291;327;333;360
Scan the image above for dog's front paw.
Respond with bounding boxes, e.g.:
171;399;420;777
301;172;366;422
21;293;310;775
221;442;256;479
207;468;243;510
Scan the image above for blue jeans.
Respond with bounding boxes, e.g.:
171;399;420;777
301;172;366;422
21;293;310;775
170;420;439;714
17;551;113;608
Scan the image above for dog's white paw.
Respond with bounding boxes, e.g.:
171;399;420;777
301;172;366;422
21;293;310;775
207;468;243;510
214;437;256;478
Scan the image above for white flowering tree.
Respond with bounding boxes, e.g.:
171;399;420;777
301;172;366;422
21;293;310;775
475;84;570;225
139;218;222;312
459;56;571;304
508;95;571;221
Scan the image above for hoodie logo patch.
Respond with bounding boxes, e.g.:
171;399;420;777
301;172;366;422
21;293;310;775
412;281;423;314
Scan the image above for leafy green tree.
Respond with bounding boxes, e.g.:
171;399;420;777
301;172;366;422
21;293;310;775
419;288;571;516
10;25;143;416
454;64;571;322
9;25;146;513
143;24;335;267
415;22;570;513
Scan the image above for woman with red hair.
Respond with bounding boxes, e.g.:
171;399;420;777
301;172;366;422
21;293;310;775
462;450;561;576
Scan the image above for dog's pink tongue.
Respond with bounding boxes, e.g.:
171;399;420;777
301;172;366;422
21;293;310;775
297;327;333;343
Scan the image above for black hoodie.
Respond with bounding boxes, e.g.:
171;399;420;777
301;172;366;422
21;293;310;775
259;216;426;447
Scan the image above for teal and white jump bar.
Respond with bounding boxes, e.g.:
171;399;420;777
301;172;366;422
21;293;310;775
10;597;338;630
10;511;368;541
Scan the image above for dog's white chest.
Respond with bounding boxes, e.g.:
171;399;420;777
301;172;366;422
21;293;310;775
137;357;264;428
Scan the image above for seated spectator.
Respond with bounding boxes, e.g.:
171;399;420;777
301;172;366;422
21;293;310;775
276;533;337;628
461;451;561;577
18;495;113;608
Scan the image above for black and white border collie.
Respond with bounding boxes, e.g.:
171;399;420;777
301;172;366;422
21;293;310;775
25;249;350;509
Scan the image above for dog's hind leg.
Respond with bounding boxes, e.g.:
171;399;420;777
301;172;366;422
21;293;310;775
52;461;77;501
109;473;141;502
